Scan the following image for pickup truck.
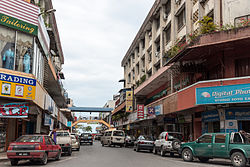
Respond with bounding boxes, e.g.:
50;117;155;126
180;132;250;167
51;130;72;156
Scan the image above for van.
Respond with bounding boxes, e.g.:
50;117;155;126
101;130;125;147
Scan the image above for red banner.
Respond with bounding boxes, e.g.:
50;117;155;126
0;102;29;118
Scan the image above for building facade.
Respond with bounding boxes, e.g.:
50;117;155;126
114;0;250;140
0;0;70;152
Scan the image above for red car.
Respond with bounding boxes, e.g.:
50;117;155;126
7;135;61;166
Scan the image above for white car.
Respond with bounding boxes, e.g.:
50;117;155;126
153;132;183;157
71;135;80;151
101;130;125;147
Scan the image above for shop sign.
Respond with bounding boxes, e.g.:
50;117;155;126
225;108;250;120
137;104;144;119
0;73;36;100
196;83;250;105
67;121;72;127
202;110;220;122
0;102;29;118
125;91;133;112
155;105;163;116
225;120;238;133
44;94;57;116
0;13;38;35
44;113;52;126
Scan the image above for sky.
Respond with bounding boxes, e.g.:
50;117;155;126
53;0;155;108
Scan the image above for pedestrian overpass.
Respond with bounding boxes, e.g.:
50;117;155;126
68;107;113;129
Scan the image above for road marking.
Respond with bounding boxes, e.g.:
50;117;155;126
57;156;77;163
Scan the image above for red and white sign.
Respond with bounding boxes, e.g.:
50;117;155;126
0;102;29;118
137;104;144;119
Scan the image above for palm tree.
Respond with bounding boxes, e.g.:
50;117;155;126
85;126;92;132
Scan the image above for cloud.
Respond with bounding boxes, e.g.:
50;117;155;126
53;0;154;107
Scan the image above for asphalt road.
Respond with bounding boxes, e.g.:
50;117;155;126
0;141;240;167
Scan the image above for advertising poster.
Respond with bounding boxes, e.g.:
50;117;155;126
125;90;133;112
137;104;144;119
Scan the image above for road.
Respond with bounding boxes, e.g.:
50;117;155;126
0;141;235;167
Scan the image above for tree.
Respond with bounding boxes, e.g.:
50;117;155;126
85;126;92;132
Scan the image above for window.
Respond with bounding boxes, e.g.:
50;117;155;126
113;131;124;136
177;8;186;30
141;38;145;49
16;135;42;142
155;40;160;53
165;25;171;43
165;0;171;17
148;51;152;63
57;132;70;137
44;136;51;145
215;134;226;143
198;135;212;143
235;58;250;77
156;17;160;30
128;73;131;83
233;133;243;144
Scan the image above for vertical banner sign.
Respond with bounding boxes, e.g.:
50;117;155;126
126;91;133;112
137;104;144;119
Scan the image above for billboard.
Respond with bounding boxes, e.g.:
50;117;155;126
0;102;29;118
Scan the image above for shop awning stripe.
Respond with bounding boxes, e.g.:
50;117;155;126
0;0;39;25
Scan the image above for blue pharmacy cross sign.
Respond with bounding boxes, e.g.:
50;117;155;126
196;83;250;105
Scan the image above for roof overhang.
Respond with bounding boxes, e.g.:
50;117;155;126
134;64;172;96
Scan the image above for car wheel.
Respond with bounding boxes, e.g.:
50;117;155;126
182;148;193;162
124;143;127;147
160;147;165;157
172;139;181;150
41;153;48;165
108;141;111;147
136;145;140;152
153;146;157;154
77;147;80;151
68;148;72;156
170;152;175;157
10;159;18;166
55;150;61;160
198;157;209;163
101;142;104;147
231;152;246;167
120;144;123;148
90;142;93;145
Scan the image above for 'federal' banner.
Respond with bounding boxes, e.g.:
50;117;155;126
0;102;29;118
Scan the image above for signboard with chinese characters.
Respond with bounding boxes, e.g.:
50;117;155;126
125;91;133;112
0;73;36;100
137;104;144;119
0;102;29;118
196;83;250;105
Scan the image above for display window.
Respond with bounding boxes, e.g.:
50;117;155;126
0;25;34;74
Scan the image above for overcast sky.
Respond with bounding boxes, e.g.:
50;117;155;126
53;0;155;108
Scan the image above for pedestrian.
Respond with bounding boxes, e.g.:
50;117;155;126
51;129;57;144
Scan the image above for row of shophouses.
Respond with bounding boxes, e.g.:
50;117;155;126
0;0;73;152
107;0;250;141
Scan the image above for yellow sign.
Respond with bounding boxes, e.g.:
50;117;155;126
126;90;133;112
126;91;133;100
0;73;36;100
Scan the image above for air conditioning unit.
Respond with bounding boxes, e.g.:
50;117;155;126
163;13;168;20
155;52;160;57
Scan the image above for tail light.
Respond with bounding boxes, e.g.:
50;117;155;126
165;133;168;141
35;144;42;150
8;145;13;150
138;141;144;144
65;143;70;147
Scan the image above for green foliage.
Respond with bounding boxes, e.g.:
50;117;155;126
139;74;146;84
167;39;187;59
198;16;218;34
85;126;92;132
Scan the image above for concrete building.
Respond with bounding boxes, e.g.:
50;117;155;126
0;0;70;152
114;0;250;140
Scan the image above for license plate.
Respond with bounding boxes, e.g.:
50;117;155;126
116;138;121;140
16;152;29;156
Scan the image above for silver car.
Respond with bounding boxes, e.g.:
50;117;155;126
71;135;80;151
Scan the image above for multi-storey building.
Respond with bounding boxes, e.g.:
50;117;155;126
0;0;70;152
114;0;250;140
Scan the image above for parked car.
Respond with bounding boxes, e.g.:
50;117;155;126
7;135;61;166
153;132;183;157
71;135;80;151
124;135;136;147
101;129;125;147
95;133;103;141
134;135;155;152
51;130;72;156
180;132;250;167
80;133;93;145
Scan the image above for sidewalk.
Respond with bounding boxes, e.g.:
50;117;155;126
0;152;8;162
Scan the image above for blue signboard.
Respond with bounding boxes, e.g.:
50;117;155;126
202;110;219;122
154;105;163;116
0;73;36;86
225;108;250;120
196;83;250;105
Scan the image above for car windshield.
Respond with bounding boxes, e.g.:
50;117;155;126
57;132;70;136
139;136;154;141
82;133;91;137
113;131;124;136
168;133;183;140
16;136;42;143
